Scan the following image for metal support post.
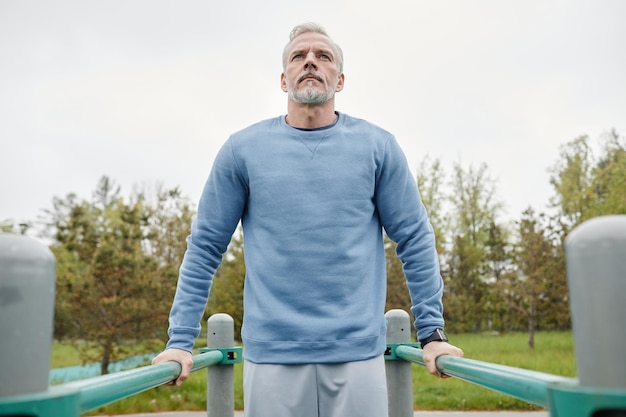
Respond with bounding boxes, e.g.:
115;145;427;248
565;215;626;389
0;234;56;398
207;313;235;417
385;309;414;417
552;215;626;416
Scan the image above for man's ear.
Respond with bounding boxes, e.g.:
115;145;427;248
335;73;345;92
280;73;288;92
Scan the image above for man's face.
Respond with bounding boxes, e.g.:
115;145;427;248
281;32;344;105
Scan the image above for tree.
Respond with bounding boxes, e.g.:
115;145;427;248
207;227;246;340
483;220;515;332
501;208;569;348
550;130;626;227
139;184;195;267
549;135;594;226
590;129;626;217
384;236;412;330
47;176;192;373
446;233;486;332
416;156;448;255
384;157;448;336
0;220;31;235
445;162;503;333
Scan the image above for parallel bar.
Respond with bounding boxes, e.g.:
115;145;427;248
69;350;224;413
395;345;577;408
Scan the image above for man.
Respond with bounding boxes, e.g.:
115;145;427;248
153;22;463;417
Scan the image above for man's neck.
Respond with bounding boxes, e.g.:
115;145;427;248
285;99;337;129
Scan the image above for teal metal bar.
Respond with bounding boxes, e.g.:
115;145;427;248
0;350;224;417
199;347;243;365
395;344;577;408
547;383;626;417
73;350;224;413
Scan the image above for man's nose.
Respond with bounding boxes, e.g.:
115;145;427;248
304;53;317;69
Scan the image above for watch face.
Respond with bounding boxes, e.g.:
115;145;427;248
435;329;448;341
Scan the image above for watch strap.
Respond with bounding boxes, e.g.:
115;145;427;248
419;328;448;348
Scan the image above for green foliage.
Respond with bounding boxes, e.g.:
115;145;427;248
384;237;413;335
445;162;503;333
589;129;626;217
550;130;626;226
496;209;569;347
549;135;594;225
50;340;164;368
0;220;31;234
207;228;246;340
143;185;196;268
416;156;448;254
46;176;195;373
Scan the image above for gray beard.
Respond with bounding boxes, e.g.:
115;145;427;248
289;83;334;105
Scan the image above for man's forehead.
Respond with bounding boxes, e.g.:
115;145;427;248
288;33;336;54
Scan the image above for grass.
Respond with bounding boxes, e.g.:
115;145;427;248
51;341;84;368
410;331;576;410
50;331;575;414
51;339;166;368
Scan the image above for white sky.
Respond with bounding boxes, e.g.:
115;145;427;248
1;0;625;230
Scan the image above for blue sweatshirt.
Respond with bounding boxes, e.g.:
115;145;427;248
166;112;444;364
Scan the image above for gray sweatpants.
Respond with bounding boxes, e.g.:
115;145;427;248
243;355;389;417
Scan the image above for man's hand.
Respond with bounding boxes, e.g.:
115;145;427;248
152;348;194;386
422;342;464;378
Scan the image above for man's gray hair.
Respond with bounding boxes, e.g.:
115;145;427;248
282;22;344;72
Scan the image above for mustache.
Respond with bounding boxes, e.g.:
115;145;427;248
297;72;323;83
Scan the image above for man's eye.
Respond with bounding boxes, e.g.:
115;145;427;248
292;54;303;60
319;54;330;60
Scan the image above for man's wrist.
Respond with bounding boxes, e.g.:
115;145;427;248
419;328;448;348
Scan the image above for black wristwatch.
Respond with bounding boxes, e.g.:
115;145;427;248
419;329;448;348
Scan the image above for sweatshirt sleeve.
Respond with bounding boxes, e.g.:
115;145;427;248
166;137;248;352
374;135;445;340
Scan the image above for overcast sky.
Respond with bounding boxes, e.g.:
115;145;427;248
1;0;625;232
